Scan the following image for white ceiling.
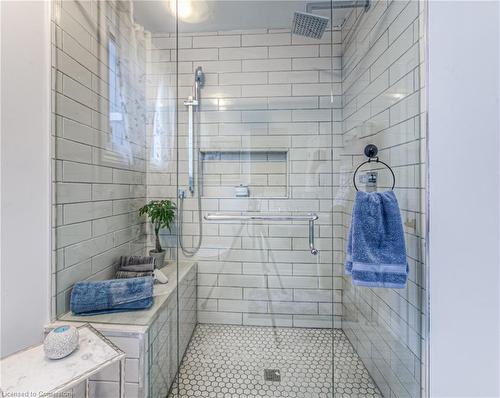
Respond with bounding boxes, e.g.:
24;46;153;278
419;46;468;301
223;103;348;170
132;1;351;34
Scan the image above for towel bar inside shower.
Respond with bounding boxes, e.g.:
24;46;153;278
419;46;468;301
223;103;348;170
204;213;319;255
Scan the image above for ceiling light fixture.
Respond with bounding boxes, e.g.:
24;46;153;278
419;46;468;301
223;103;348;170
169;0;193;20
168;0;209;23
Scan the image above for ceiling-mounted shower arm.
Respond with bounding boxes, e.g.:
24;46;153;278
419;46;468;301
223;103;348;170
306;0;370;13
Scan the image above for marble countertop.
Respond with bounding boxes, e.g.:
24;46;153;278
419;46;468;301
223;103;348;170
59;261;196;327
0;324;124;397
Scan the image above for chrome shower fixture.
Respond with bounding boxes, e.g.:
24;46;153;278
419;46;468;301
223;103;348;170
195;66;204;87
194;66;204;106
292;0;370;39
184;66;204;195
179;66;205;257
292;11;329;39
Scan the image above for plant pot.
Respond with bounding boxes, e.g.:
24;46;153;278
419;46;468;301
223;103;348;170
149;250;166;268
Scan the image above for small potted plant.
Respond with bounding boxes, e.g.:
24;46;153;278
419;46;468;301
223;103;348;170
139;199;176;268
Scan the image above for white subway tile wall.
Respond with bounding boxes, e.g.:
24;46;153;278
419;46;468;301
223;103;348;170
51;1;149;316
340;1;425;397
146;25;343;329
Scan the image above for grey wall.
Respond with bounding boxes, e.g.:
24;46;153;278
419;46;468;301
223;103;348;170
0;1;51;357
428;1;500;396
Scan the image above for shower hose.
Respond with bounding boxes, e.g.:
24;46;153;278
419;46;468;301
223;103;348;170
178;139;203;258
178;186;203;257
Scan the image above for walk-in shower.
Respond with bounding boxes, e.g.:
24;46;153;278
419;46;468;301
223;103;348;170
179;66;204;257
51;0;426;397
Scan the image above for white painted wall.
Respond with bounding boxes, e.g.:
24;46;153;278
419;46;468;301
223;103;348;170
428;1;500;396
0;1;51;357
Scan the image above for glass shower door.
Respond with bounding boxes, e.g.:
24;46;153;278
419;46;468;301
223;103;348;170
170;1;339;396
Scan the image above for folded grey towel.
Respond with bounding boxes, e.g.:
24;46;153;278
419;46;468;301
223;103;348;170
119;255;155;272
116;270;154;279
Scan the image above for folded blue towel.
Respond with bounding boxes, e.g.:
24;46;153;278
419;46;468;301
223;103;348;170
345;191;408;288
70;277;154;315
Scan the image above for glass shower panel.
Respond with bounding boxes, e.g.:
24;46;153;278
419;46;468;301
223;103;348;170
339;1;426;397
171;1;338;396
51;1;426;397
51;1;182;396
52;0;152;316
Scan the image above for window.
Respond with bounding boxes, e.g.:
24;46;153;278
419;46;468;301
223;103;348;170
108;34;128;154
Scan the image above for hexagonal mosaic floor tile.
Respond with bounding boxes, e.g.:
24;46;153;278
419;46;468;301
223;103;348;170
167;324;381;397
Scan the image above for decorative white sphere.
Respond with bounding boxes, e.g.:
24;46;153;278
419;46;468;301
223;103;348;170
44;325;79;360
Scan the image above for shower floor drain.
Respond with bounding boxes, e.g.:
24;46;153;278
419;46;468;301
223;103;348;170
264;369;281;382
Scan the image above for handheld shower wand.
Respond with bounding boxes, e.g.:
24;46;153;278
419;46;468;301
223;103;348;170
194;66;204;105
179;66;205;257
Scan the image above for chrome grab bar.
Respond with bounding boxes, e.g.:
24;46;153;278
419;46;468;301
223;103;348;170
204;213;318;222
204;213;319;255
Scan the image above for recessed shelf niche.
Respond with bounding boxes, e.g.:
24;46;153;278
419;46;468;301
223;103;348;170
200;150;288;199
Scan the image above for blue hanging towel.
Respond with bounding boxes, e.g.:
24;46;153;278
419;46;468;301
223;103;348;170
345;191;408;288
70;276;154;315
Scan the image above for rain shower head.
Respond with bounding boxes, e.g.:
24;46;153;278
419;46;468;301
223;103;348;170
292;1;371;39
292;11;329;39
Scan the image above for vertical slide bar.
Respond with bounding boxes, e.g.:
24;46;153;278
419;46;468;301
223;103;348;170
187;97;194;195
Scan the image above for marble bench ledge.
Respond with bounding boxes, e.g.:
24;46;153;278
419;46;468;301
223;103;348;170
48;261;197;332
43;261;198;398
